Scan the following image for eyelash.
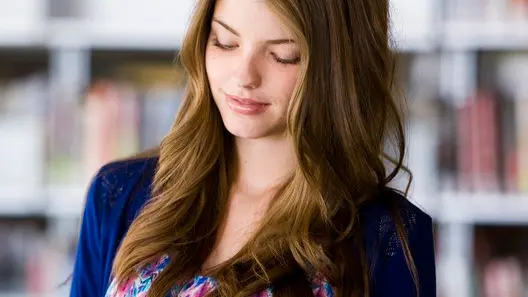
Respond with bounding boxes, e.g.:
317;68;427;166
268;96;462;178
213;40;237;51
212;39;300;65
271;53;301;65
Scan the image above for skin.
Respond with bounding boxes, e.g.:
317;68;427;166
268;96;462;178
202;0;302;271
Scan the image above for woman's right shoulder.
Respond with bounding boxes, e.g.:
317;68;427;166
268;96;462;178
86;154;159;221
71;154;159;296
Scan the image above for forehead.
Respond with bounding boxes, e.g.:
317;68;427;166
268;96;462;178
212;0;293;38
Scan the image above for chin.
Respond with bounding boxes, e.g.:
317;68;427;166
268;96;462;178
221;113;285;140
223;120;271;139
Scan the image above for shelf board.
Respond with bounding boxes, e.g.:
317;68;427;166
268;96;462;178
408;193;440;220
393;38;438;53
47;20;185;50
0;22;46;48
0;20;437;53
4;186;528;225
0;186;86;218
45;185;87;218
0;32;45;48
443;21;528;51
0;188;47;217
438;191;528;225
0;20;185;50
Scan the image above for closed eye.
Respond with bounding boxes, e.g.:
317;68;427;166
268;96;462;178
271;53;300;65
212;39;237;51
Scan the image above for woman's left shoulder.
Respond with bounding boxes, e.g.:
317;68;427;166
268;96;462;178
359;187;436;297
359;187;433;243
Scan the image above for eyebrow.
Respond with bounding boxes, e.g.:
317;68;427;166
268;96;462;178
212;17;296;45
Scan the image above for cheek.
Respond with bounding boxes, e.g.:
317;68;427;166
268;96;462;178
205;49;230;91
272;68;300;105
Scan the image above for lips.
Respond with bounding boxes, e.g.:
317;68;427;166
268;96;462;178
225;94;270;116
227;95;267;105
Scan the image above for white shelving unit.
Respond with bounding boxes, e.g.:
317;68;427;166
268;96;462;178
0;189;47;217
0;0;196;50
45;185;87;218
0;0;438;52
443;21;528;50
439;192;528;225
0;0;47;47
390;0;440;52
0;0;527;296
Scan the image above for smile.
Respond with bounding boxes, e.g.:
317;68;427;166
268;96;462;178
225;94;270;116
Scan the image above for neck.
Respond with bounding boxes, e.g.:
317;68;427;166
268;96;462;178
230;135;296;197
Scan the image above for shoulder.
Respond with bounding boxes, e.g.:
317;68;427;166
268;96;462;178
80;154;159;255
359;187;436;296
71;155;158;296
90;155;159;275
87;155;158;217
360;187;433;247
93;154;158;190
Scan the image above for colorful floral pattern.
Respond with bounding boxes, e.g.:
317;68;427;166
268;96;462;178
105;255;334;297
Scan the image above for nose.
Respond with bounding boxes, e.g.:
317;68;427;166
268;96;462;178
233;53;261;90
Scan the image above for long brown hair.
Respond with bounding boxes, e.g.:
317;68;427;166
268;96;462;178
111;0;416;296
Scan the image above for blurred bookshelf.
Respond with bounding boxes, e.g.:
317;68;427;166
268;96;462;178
1;0;528;296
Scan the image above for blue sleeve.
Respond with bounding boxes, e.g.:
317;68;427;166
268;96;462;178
70;175;104;297
373;213;436;297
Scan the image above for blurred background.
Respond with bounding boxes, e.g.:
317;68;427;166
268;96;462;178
0;0;527;296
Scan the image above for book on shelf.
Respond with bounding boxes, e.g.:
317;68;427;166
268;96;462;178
515;89;528;192
139;86;183;151
82;80;141;180
82;78;184;180
46;86;84;186
474;226;528;297
0;221;51;294
454;87;528;194
456;90;500;192
435;97;458;191
0;60;185;215
0;74;47;194
77;61;185;180
497;92;518;193
510;0;528;21
483;257;525;297
446;0;528;22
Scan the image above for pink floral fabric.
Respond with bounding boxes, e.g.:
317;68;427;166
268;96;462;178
105;255;334;297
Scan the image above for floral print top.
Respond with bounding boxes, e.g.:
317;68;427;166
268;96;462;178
104;255;334;297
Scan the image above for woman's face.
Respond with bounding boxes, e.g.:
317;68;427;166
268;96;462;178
205;0;301;140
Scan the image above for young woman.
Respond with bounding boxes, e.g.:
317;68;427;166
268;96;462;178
70;0;436;296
